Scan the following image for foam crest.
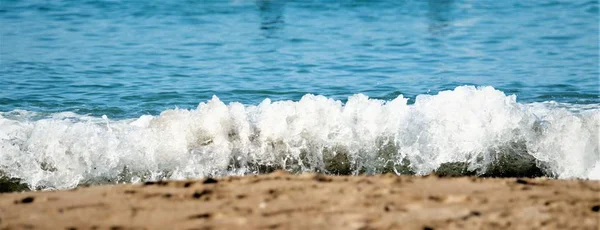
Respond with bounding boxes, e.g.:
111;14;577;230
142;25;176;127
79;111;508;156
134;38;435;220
0;86;598;189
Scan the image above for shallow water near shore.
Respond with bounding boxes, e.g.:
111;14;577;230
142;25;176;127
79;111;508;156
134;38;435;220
0;0;598;190
1;86;599;190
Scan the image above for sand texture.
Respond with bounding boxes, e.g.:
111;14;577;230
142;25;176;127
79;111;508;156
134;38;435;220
1;172;599;230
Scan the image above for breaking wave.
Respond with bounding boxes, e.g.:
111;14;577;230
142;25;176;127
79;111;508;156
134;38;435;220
1;86;599;190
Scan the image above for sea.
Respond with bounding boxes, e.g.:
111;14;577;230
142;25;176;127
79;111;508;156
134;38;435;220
0;0;598;190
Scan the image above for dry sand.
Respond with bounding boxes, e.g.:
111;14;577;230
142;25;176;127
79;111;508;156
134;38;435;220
1;171;599;230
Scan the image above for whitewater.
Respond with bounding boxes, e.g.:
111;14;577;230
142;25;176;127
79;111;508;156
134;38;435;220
1;86;598;190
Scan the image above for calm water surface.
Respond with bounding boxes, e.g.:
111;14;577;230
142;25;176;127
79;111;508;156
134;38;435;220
1;0;598;117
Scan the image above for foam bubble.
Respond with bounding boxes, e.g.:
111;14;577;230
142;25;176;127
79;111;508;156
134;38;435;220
0;86;598;189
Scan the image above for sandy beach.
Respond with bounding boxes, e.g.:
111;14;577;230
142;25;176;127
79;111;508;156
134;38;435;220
1;172;598;230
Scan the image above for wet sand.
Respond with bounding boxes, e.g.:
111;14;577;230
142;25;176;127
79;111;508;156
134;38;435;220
1;171;599;230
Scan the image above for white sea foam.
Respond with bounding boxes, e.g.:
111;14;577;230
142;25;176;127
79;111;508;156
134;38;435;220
1;86;598;189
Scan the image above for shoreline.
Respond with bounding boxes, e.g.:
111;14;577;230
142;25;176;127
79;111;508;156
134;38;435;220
1;172;599;229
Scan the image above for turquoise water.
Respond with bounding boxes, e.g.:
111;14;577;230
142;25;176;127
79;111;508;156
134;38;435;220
0;0;599;189
1;0;598;117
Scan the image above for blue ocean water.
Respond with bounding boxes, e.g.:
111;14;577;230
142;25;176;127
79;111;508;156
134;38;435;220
1;0;598;117
0;0;599;189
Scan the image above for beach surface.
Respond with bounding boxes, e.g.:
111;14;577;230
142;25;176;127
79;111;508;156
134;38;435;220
1;172;599;230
